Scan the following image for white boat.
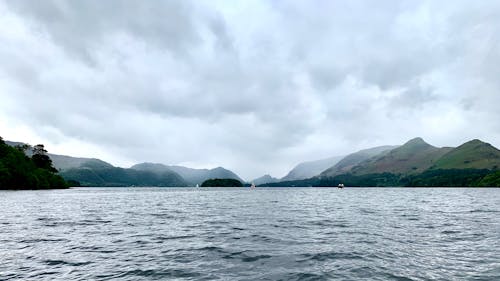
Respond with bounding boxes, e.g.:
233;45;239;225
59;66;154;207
338;183;344;188
250;182;256;188
195;184;199;188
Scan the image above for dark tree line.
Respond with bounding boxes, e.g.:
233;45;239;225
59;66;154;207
261;169;500;187
0;137;68;189
201;178;243;187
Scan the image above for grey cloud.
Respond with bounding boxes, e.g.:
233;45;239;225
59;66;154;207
6;0;201;63
1;0;500;179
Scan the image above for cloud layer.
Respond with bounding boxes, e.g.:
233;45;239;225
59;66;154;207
1;0;500;179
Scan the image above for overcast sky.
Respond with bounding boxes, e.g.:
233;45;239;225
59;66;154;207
1;0;500;180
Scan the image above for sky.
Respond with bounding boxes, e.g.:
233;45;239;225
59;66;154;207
1;0;500;180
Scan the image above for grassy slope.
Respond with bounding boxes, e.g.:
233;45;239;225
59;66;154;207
321;145;398;177
433;139;500;170
350;138;452;175
60;161;188;187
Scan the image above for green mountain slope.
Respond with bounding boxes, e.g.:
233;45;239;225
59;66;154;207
349;138;452;175
321;145;398;177
477;171;500;187
432;139;500;170
61;161;187;187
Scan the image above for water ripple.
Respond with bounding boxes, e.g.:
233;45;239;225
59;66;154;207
0;187;499;280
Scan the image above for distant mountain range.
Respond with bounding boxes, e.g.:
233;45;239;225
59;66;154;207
263;138;500;187
338;138;500;176
5;141;104;171
131;163;243;185
5;141;244;187
252;146;396;185
251;174;280;185
280;155;344;181
6;137;500;187
60;160;187;187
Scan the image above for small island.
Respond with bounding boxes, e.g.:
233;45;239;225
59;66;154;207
201;178;243;187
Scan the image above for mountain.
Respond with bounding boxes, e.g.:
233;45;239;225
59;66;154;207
60;161;187;187
6;140;187;187
131;163;244;185
49;155;111;171
432;139;500;170
252;174;279;185
281;155;344;181
5;140;112;171
321;145;398;177
348;138;452;175
5;141;25;148
262;138;500;187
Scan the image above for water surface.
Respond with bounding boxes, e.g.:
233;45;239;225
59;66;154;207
1;187;499;280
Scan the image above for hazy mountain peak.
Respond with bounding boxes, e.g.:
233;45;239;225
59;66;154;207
460;139;491;148
79;159;114;169
131;162;243;185
281;155;344;181
131;162;168;170
252;174;279;185
403;137;432;147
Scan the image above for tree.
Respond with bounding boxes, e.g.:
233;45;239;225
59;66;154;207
31;144;57;173
15;144;30;154
0;138;68;189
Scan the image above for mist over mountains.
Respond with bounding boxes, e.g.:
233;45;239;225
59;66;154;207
6;141;243;187
131;163;243;185
280;156;345;182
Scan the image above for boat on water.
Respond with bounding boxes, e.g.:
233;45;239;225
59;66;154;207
338;183;344;188
250;182;256;188
195;184;199;188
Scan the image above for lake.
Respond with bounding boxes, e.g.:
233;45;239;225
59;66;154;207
1;187;499;280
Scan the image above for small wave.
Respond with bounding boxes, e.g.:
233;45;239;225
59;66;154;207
70;245;116;253
241;254;272;262
421;225;435;229
193;246;226;254
281;272;330;281
469;209;500;213
360;208;376;214
154;234;196;241
20;238;69;243
332;223;349;228
221;250;272;262
382;271;415;281
300;251;364;262
115;268;201;279
43;259;92;267
149;213;175;218
441;230;461;234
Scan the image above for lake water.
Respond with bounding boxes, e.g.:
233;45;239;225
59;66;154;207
1;187;499;280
